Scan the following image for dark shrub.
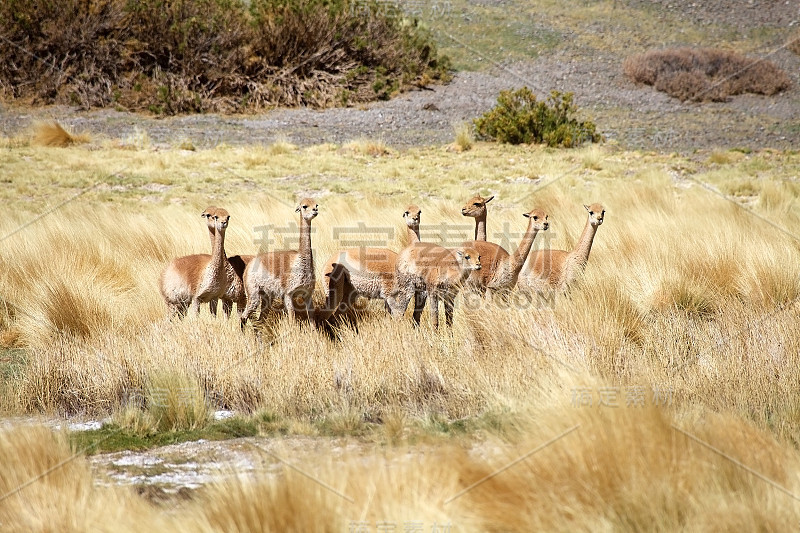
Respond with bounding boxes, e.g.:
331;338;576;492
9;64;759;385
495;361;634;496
474;88;601;147
0;0;449;113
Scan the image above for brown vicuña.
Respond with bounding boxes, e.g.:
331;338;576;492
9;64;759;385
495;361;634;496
322;205;421;320
391;243;482;329
460;193;515;294
478;207;550;295
159;208;244;318
241;198;318;327
519;203;605;292
203;207;253;319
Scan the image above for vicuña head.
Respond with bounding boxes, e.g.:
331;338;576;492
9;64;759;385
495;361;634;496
461;194;494;241
296;198;319;221
585;203;605;227
403;204;421;229
202;205;218;247
455;247;482;273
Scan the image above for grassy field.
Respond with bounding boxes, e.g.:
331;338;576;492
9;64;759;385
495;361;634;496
423;0;788;70
0;128;799;528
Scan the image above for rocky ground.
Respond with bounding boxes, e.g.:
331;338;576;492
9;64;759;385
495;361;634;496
1;49;798;153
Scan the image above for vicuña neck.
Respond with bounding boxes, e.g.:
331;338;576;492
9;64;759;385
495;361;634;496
408;225;421;243
210;226;227;271
207;226;216;250
510;220;540;276
474;215;487;241
572;217;598;266
299;217;313;259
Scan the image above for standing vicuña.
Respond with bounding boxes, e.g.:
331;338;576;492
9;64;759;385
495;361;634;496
241;198;318;327
475;207;550;295
322;205;421;319
519;203;605;292
160;208;242;318
201;206;252;319
460;194;514;294
391;243;482;329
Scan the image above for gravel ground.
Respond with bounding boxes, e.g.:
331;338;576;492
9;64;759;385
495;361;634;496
1;47;798;153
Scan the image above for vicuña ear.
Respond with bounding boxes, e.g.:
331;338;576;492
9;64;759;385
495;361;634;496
456;250;464;259
486;195;495;203
523;212;530;218
584;204;590;211
295;206;301;213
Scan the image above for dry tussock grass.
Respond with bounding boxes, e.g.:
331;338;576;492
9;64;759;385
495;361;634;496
2;406;799;531
0;142;799;527
31;122;90;147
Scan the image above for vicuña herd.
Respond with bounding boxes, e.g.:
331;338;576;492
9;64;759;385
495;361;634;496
158;196;606;330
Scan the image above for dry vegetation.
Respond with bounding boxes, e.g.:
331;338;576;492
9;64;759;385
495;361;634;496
790;32;800;56
1;137;800;529
2;408;799;531
0;0;448;113
623;47;791;101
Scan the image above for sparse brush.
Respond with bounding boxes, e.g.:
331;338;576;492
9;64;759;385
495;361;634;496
0;0;449;113
474;88;601;147
789;32;800;56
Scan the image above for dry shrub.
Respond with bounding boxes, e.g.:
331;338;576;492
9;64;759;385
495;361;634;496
624;47;791;101
0;0;449;113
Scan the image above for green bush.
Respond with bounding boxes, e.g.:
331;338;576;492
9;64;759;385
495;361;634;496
474;88;601;147
0;0;450;113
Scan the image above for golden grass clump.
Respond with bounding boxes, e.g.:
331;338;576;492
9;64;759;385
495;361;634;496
32;121;90;147
449;122;474;152
0;425;154;532
343;138;393;157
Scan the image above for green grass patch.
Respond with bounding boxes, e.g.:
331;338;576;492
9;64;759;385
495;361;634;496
70;416;260;455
